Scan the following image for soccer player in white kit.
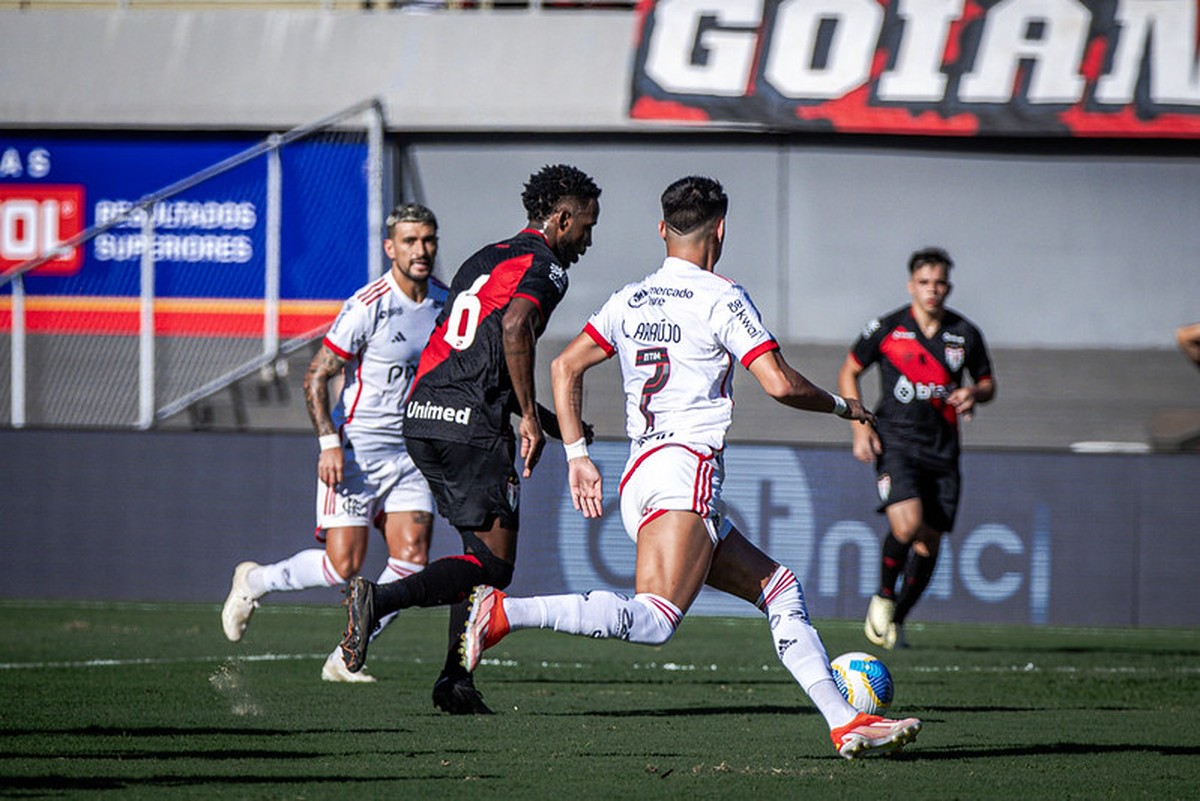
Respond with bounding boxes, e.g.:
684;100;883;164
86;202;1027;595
221;203;447;682
462;177;923;758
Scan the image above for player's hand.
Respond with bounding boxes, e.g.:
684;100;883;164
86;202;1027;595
317;446;344;487
851;426;881;464
947;387;977;419
568;457;604;518
843;397;876;426
519;412;546;478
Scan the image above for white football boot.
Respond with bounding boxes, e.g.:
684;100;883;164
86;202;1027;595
321;649;376;683
864;594;895;648
221;561;263;642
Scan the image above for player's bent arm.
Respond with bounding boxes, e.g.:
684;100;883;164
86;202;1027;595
304;344;347;484
502;297;546;475
748;349;873;422
837;352;881;459
550;332;610;446
837;352;865;403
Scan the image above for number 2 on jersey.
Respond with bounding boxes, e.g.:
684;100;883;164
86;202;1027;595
635;347;670;432
444;274;490;350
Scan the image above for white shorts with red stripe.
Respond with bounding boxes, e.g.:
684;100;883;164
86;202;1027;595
618;442;732;545
316;448;433;537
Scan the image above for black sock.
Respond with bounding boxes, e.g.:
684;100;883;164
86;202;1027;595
894;551;938;625
373;555;487;614
879;532;910;599
439;600;470;682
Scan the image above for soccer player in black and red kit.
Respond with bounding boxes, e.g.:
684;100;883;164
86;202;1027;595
838;247;995;650
339;164;601;713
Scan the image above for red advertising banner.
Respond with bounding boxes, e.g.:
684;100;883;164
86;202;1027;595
629;0;1200;137
0;185;85;275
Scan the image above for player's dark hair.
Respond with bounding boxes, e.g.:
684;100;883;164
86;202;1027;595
908;246;953;274
386;203;438;235
521;164;601;224
661;176;728;235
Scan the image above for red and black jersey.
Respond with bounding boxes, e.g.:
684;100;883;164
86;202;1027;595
849;305;993;464
405;229;569;446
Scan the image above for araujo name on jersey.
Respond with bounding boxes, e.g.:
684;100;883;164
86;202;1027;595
634;321;682;343
406;399;472;425
631;0;1200;137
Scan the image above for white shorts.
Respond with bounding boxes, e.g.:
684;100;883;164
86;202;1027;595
618;442;731;545
316;447;433;536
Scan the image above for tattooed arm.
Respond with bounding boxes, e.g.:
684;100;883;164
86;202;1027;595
304;344;347;486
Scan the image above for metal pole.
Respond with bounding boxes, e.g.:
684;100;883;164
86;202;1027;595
138;211;156;430
11;274;26;428
264;135;282;360
367;101;385;280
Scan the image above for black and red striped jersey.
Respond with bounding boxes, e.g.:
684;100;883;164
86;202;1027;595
849;305;993;464
405;228;569;446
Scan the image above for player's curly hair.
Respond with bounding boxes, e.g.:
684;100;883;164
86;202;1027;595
908;246;953;273
521;164;601;223
661;176;728;235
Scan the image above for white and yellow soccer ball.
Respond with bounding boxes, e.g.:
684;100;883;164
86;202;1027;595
830;651;895;715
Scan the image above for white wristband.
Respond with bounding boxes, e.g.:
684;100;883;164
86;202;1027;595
830;394;849;418
318;434;341;451
563;437;589;460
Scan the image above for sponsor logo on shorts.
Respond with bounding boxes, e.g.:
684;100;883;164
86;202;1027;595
877;473;892;503
405;400;472;425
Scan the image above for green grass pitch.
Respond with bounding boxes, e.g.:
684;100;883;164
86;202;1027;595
1;599;1198;799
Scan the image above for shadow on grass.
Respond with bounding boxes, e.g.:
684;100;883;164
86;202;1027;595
913;742;1200;759
0;774;501;792
559;704;1025;717
0;725;405;738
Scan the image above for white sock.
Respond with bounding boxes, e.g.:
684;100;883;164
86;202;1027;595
249;549;343;595
504;590;681;646
757;565;858;729
368;558;424;642
379;558;424;583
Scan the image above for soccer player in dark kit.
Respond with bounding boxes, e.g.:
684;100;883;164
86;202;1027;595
838;247;995;650
339;164;601;713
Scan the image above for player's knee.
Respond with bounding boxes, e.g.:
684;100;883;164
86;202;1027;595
476;550;514;590
630;594;680;646
327;552;361;580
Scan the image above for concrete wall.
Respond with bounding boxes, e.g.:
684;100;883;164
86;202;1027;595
0;10;635;131
2;429;1197;627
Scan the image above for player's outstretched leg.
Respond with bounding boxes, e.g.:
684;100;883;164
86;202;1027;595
221;561;263;642
830;713;922;759
461;585;510;673
340;576;379;672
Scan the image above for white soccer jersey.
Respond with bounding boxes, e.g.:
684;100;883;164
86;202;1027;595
584;256;778;453
323;271;448;456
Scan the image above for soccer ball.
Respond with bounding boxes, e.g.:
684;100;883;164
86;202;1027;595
830;651;894;715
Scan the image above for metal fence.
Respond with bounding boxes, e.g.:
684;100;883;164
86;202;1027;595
1;99;385;429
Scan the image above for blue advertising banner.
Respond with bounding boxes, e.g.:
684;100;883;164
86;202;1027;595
1;135;368;336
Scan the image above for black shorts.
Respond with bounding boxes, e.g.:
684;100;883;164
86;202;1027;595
407;435;520;533
874;447;961;533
